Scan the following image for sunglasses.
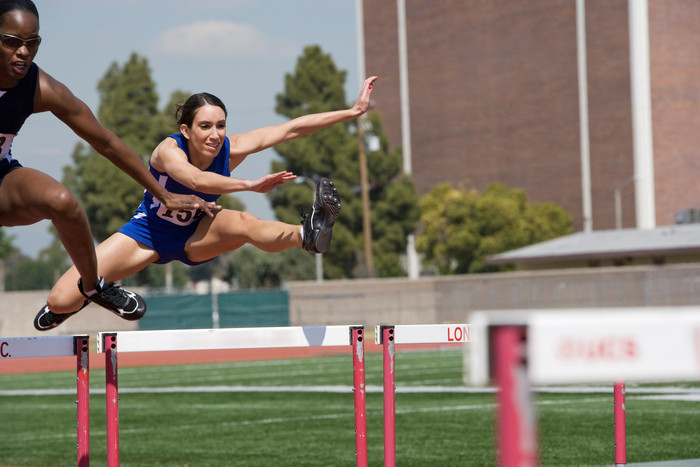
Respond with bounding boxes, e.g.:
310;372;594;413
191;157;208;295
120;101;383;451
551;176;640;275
0;32;41;53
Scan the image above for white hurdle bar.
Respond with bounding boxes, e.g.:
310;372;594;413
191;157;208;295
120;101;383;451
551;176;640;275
375;324;471;467
470;308;700;467
0;335;90;467
97;325;367;467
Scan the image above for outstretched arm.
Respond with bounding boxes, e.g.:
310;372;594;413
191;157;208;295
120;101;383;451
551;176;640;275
34;68;220;216
228;75;378;164
151;138;296;195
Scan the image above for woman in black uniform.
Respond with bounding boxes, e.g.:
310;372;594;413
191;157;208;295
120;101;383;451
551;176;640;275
0;0;218;321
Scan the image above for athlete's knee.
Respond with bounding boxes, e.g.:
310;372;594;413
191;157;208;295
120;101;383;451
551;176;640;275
46;287;84;314
48;186;84;221
239;211;261;223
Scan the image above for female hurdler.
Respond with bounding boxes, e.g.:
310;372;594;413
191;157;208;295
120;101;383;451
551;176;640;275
35;76;378;330
0;0;218;323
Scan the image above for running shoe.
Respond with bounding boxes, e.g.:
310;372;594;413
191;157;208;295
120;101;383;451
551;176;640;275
78;276;147;321
34;300;89;331
301;177;341;254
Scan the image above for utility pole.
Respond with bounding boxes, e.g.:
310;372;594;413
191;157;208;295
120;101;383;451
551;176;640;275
357;117;375;277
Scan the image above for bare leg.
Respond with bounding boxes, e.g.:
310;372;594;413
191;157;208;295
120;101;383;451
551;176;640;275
47;233;158;313
185;210;302;263
0;167;100;289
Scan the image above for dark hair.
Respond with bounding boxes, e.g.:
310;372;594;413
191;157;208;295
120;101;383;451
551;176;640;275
175;92;227;128
0;0;39;26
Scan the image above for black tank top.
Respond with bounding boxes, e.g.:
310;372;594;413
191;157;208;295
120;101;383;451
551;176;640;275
0;62;39;159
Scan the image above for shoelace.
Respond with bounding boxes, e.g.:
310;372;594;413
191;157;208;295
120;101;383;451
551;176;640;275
98;282;130;307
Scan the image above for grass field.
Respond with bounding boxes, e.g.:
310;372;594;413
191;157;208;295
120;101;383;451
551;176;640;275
1;348;700;466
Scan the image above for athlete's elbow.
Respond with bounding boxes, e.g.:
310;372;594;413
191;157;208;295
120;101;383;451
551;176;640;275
185;175;206;192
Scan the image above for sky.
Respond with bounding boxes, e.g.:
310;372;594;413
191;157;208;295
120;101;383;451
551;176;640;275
9;0;362;256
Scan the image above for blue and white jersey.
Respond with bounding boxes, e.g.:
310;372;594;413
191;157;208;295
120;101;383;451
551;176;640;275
0;62;39;162
136;132;230;227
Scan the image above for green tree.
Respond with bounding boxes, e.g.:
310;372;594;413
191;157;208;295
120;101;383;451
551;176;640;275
62;53;167;241
219;245;315;289
268;45;419;278
416;182;573;274
59;54;248;287
37;233;71;284
0;229;18;292
1;229;70;292
4;255;56;291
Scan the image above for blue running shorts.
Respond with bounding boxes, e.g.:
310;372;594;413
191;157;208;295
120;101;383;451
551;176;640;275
118;212;212;266
0;158;22;185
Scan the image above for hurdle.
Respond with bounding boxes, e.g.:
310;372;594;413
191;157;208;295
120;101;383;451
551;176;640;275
470;307;700;467
97;325;367;467
614;381;626;466
375;324;471;467
0;335;90;467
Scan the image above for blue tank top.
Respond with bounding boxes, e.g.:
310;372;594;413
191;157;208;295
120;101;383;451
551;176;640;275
138;132;230;228
0;62;39;162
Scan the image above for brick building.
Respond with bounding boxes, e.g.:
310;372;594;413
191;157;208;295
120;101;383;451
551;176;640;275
361;0;700;231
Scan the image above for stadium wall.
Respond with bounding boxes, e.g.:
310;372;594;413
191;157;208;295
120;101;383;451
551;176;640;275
287;263;700;325
2;264;700;337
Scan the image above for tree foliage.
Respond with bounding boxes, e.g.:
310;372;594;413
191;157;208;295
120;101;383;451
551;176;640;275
0;229;18;292
4;255;56;291
62;53;171;242
268;45;419;278
416;182;573;274
1;228;71;291
55;54;254;288
218;245;316;289
0;228;17;260
38;233;72;284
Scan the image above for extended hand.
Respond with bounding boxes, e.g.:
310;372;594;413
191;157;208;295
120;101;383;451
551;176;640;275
353;76;378;116
163;193;222;217
252;171;297;193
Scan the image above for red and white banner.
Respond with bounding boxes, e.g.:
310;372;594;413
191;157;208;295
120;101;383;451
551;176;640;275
469;307;700;385
528;308;700;384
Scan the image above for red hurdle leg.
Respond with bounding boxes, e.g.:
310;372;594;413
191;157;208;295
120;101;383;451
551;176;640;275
104;333;120;467
351;326;368;467
614;381;626;466
75;336;90;467
493;325;537;467
381;325;396;467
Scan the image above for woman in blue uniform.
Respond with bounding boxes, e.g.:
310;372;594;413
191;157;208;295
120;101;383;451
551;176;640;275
35;77;378;330
0;0;219;321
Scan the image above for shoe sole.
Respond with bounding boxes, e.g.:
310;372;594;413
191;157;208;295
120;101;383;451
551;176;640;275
34;305;58;331
306;178;341;253
312;178;341;228
33;301;87;331
114;290;147;321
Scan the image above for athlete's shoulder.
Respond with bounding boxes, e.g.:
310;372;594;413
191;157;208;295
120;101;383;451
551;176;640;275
33;66;80;114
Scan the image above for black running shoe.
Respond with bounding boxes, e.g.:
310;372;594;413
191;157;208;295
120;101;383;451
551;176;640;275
78;276;147;321
34;300;90;332
301;177;341;254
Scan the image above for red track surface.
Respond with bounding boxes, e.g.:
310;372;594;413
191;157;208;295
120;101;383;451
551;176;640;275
0;342;448;375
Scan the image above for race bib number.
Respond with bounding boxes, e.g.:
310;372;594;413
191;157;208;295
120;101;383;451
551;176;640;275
156;204;205;226
0;133;15;159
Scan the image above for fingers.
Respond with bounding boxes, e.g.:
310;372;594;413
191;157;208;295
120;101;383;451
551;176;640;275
355;76;378;114
199;204;221;217
272;171;296;182
253;171;296;193
363;76;378;94
192;197;222;217
163;193;221;217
